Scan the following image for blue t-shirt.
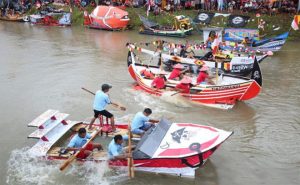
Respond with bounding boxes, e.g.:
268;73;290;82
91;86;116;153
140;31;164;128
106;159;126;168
107;136;128;159
131;112;150;130
108;139;123;159
93;91;111;111
67;133;91;148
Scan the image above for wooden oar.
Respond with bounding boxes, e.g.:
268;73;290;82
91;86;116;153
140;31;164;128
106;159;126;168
170;91;181;96
59;129;100;171
127;120;134;178
81;87;126;111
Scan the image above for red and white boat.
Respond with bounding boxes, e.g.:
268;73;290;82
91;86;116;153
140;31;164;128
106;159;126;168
84;6;130;30
126;46;263;109
27;110;233;178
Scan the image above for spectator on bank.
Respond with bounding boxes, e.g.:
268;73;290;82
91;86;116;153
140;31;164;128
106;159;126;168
217;0;224;11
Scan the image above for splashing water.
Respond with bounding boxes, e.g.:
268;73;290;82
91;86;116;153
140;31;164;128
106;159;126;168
6;147;128;185
123;88;191;113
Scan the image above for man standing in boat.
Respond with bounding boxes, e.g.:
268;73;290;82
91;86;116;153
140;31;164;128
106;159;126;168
67;128;102;159
89;84;126;131
131;108;159;136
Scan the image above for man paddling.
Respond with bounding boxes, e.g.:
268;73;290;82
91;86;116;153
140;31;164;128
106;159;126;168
131;108;159;136
108;134;131;160
168;64;188;80
89;84;126;131
67;128;102;159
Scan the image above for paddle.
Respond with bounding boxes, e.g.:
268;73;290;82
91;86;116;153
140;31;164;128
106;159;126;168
81;87;126;111
127;120;134;178
59;129;100;171
170;91;181;96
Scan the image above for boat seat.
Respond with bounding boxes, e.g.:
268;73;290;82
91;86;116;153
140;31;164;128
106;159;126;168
28;109;59;127
28;113;70;139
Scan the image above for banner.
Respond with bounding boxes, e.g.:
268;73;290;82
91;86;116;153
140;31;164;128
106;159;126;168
193;12;215;24
227;15;250;28
224;28;259;42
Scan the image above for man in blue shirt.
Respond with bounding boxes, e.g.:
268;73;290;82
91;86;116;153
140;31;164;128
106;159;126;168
108;134;131;160
67;128;102;159
131;108;159;136
89;84;126;131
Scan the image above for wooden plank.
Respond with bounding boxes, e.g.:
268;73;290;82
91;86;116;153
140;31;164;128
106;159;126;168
28;113;70;139
28;110;59;127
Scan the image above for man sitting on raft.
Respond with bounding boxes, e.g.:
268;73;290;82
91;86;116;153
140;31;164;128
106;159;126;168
67;128;103;159
108;134;131;160
131;108;159;136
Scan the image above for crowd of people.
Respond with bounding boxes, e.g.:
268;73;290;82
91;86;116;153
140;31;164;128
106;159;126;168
137;0;299;14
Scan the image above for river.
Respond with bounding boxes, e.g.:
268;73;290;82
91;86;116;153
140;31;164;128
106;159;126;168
0;21;299;185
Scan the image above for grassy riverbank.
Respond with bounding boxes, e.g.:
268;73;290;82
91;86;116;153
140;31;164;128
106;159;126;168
45;5;300;40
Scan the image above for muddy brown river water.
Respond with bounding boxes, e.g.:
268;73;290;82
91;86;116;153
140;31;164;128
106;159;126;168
0;21;299;185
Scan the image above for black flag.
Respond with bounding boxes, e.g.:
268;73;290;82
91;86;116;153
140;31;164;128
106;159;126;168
228;15;250;28
194;12;215;24
250;57;263;87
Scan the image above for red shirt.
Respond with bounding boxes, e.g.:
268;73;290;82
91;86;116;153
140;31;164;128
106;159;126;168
175;83;190;93
168;68;181;80
151;77;165;89
140;69;154;79
197;71;208;84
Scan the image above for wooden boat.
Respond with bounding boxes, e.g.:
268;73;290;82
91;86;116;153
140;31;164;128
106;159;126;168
139;15;193;38
127;46;263;109
27;110;233;178
29;13;71;26
0;14;28;22
221;32;289;52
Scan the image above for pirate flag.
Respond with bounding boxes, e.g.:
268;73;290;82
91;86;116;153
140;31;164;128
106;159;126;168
194;12;215;24
228;15;250;28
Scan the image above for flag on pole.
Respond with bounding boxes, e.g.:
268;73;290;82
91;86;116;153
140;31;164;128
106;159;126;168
291;15;300;30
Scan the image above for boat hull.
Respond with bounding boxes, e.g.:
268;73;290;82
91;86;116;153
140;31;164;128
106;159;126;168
128;63;261;109
139;28;193;38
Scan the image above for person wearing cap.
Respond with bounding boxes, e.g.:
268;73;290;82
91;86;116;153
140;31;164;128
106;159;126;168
89;84;125;131
168;64;188;80
197;66;215;85
174;76;193;93
67;128;103;159
131;108;159;136
151;70;167;89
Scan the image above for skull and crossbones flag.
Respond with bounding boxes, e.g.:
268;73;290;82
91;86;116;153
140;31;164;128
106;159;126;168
194;12;215;24
228;15;250;28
